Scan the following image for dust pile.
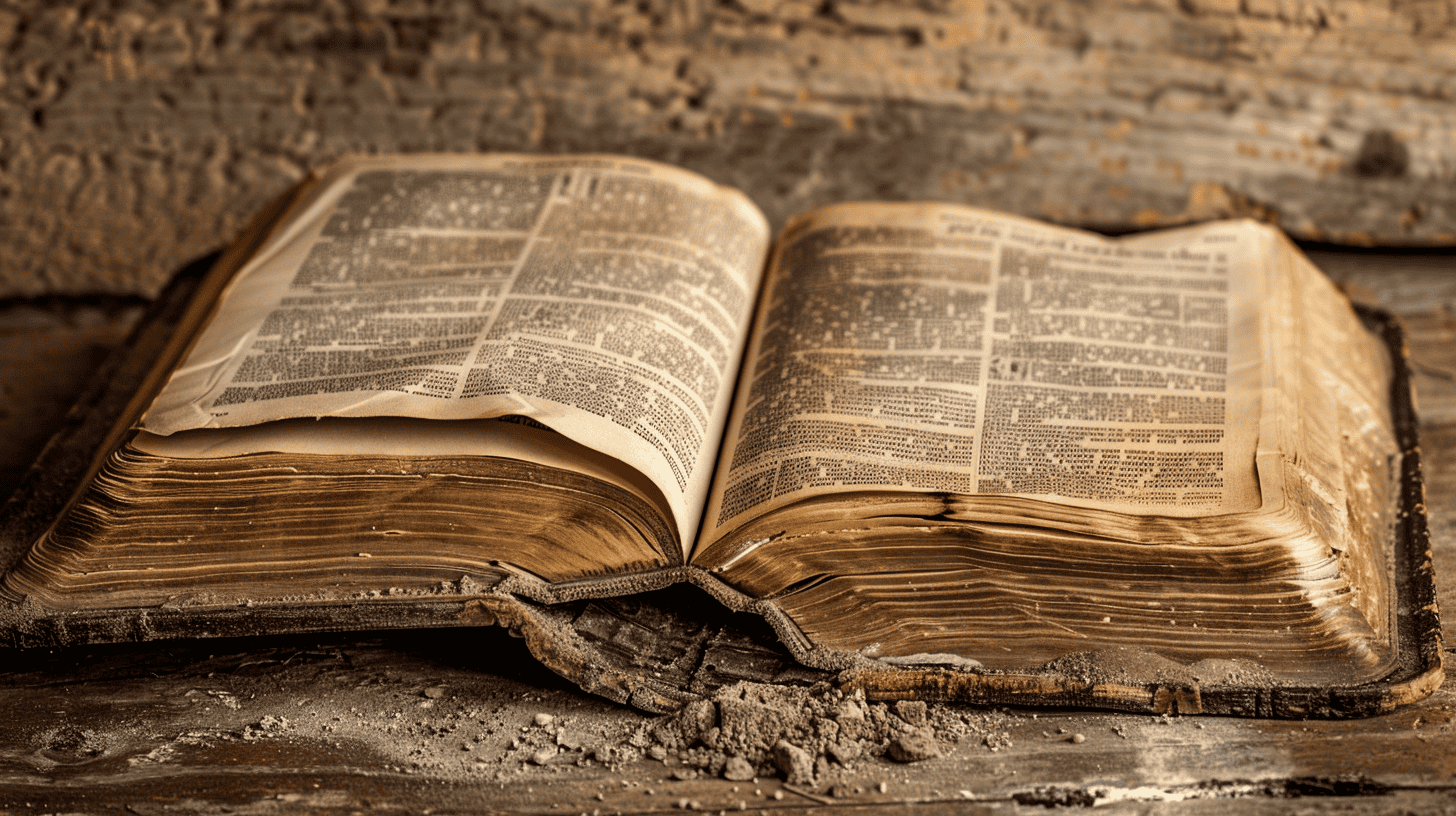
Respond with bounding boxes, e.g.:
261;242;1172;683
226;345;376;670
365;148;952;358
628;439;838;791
211;670;1019;788
622;681;1017;789
267;676;1019;787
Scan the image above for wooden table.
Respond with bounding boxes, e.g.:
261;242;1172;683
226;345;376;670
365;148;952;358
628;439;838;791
2;248;1456;814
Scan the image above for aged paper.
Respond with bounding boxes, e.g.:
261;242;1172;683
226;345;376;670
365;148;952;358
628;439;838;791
142;154;770;551
131;418;671;528
703;203;1267;542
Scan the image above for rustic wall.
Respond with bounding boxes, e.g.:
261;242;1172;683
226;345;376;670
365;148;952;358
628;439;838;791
3;0;1455;297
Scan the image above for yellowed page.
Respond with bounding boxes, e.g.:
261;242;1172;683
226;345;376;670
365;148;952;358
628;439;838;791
142;154;770;552
1258;232;1400;642
130;417;670;527
702;203;1268;544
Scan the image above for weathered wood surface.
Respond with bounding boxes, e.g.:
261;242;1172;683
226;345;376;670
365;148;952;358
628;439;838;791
1;251;1456;813
4;0;1456;297
1;618;1455;814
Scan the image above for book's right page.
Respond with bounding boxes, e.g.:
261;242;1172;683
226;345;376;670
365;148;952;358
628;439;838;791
700;204;1268;536
692;203;1409;690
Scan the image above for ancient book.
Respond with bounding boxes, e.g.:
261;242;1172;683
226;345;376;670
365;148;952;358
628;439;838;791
0;154;1440;718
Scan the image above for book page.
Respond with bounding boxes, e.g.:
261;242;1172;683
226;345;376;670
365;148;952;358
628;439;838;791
141;154;770;551
701;203;1267;543
1261;234;1400;641
130;417;671;530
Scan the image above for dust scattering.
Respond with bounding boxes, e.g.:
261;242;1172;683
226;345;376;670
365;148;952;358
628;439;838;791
1039;647;1278;687
171;674;1018;788
125;649;657;782
114;662;1012;789
12;631;1021;793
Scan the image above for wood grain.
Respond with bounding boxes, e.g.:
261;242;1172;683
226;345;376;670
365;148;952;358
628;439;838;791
1;626;1455;813
5;1;1456;297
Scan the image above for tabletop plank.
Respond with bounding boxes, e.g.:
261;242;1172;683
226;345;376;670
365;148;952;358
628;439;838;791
5;1;1456;298
1;624;1455;814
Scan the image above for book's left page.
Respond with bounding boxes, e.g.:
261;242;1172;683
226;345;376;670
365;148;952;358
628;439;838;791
142;154;771;552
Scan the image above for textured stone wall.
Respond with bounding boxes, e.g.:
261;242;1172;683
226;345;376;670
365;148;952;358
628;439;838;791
3;0;1455;297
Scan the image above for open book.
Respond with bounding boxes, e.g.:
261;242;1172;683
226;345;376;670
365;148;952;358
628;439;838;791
0;154;1440;717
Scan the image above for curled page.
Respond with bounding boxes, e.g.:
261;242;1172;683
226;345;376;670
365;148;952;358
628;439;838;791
143;154;770;551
